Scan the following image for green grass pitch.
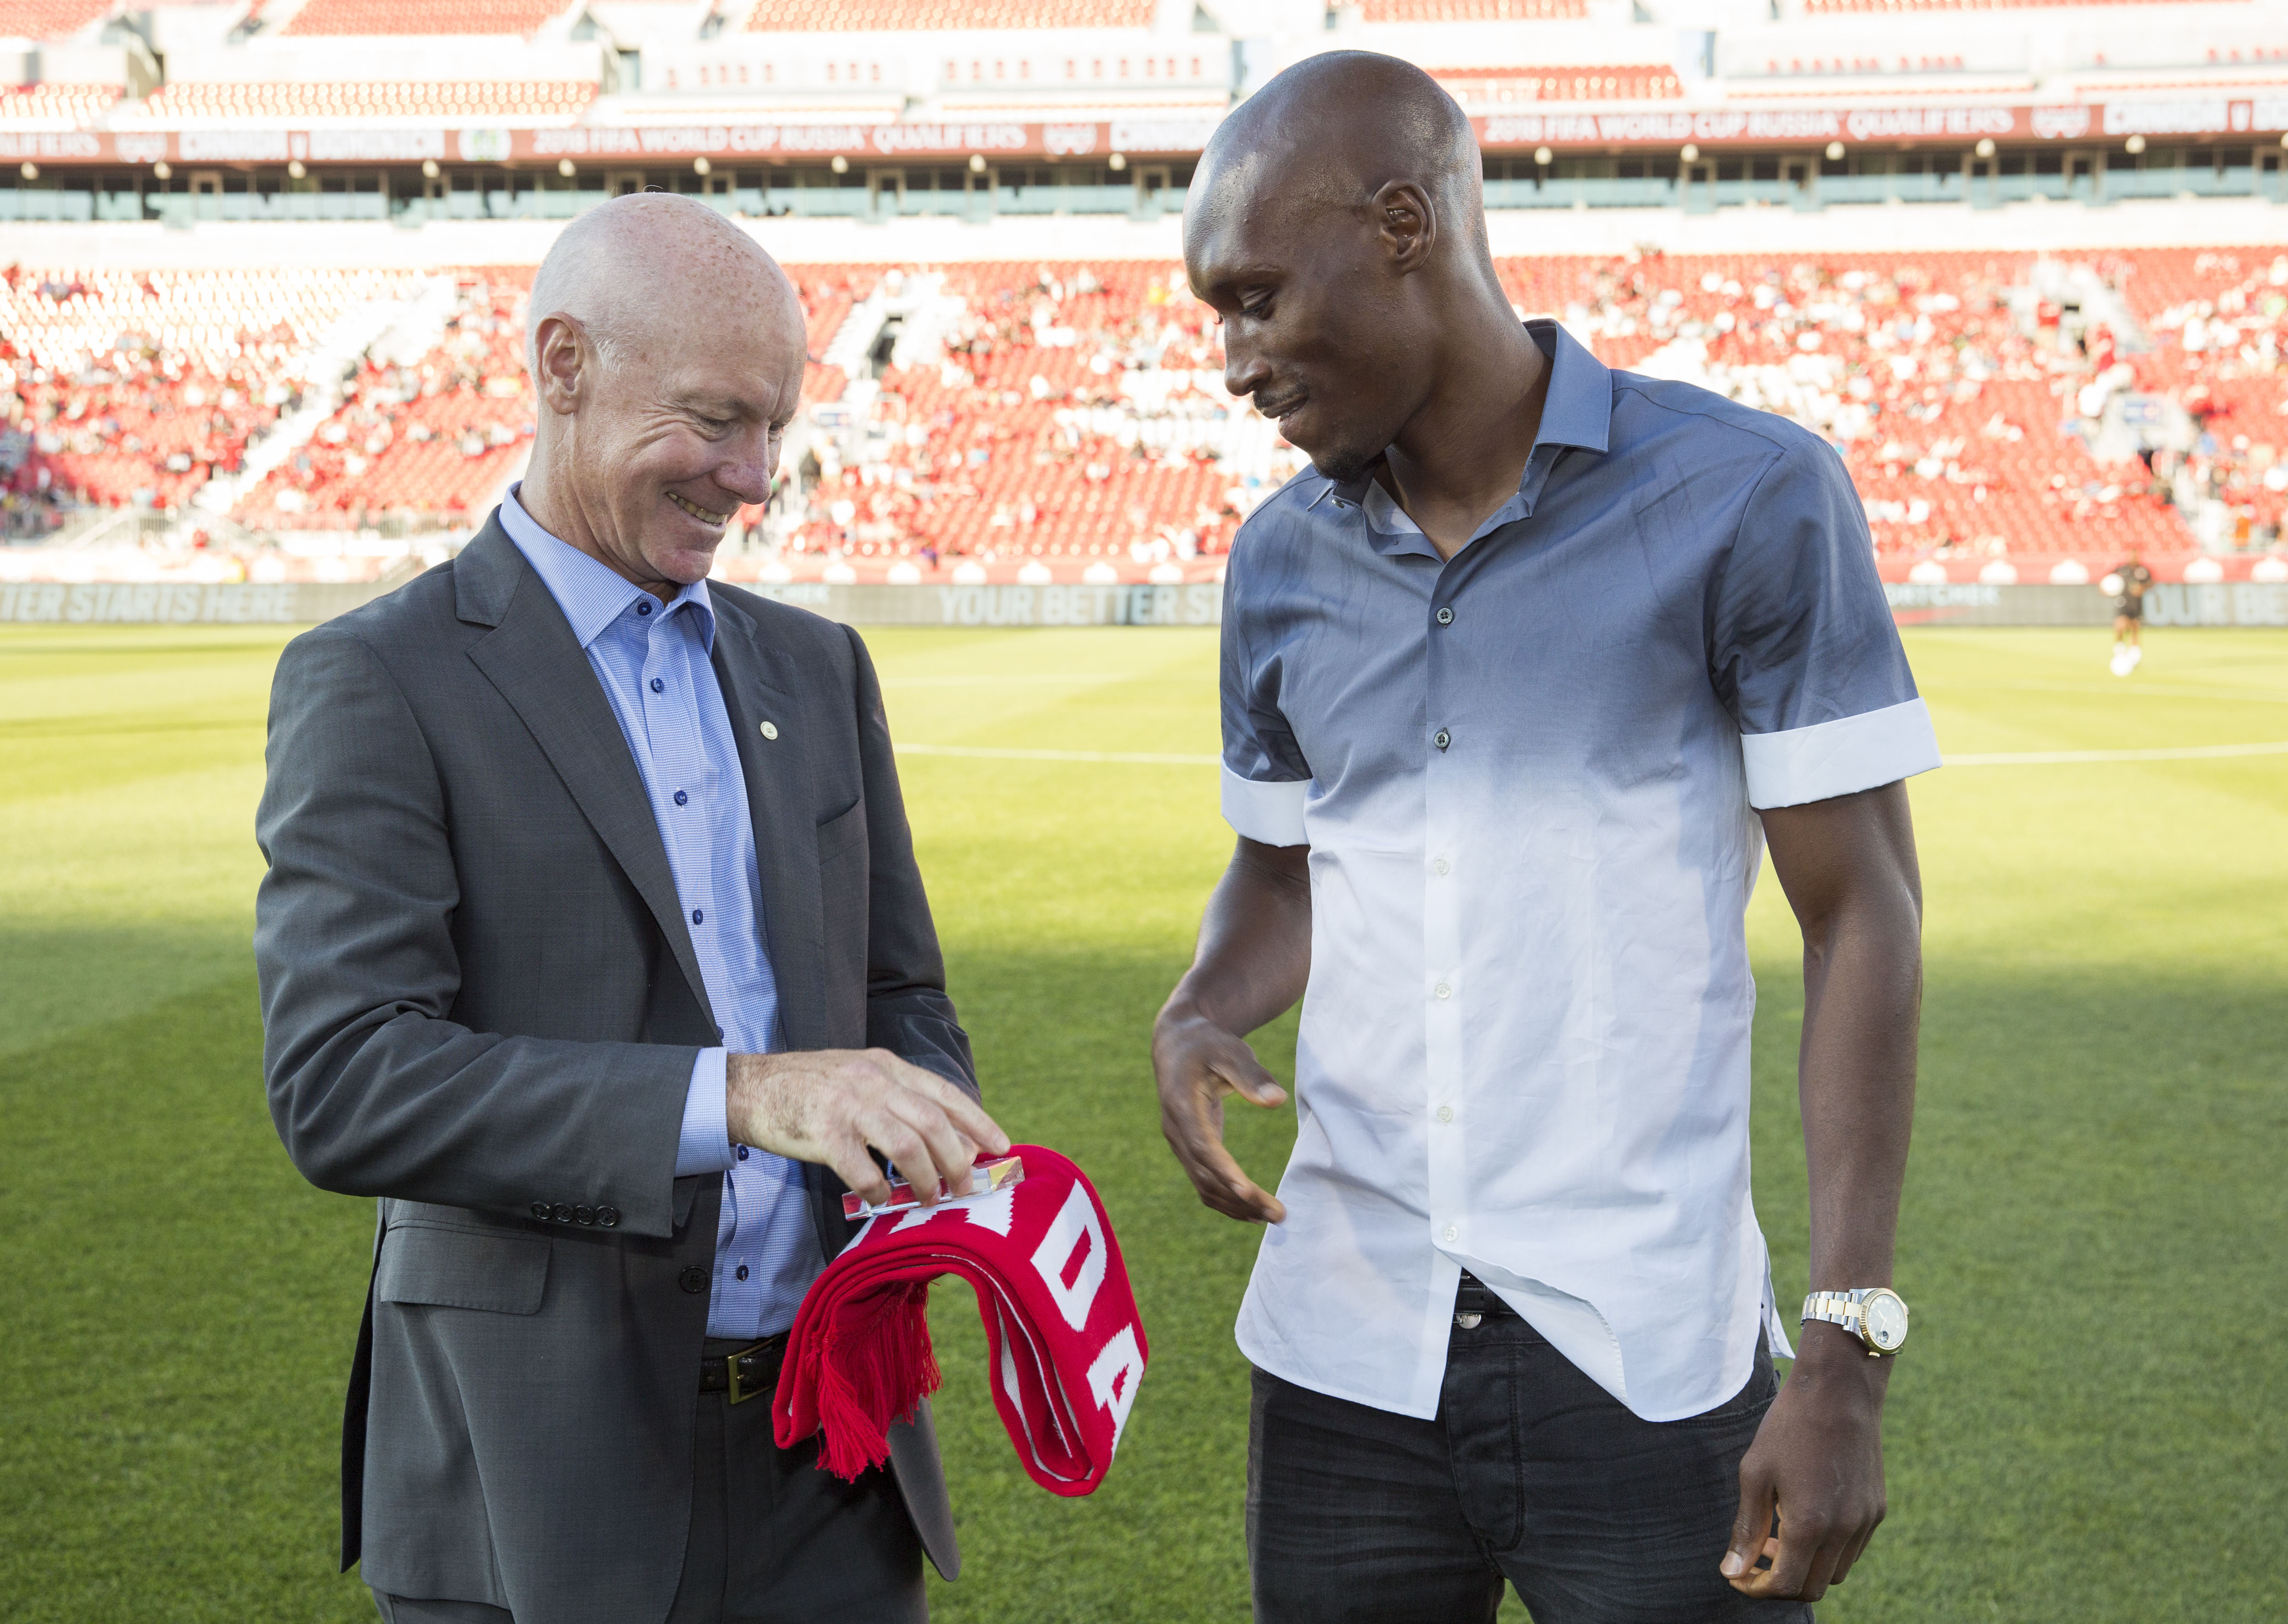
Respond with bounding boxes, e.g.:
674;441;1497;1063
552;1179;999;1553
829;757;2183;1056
2;620;2284;1622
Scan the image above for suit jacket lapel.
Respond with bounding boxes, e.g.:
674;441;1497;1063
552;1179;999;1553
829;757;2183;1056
459;526;719;1034
708;599;827;1055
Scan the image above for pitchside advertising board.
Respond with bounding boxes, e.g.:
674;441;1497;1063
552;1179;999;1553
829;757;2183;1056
10;580;2288;628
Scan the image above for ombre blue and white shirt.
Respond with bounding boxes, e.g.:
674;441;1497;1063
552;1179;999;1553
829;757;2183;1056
1219;321;1940;1424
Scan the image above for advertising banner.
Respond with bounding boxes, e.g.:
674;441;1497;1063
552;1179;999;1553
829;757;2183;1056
13;97;2288;166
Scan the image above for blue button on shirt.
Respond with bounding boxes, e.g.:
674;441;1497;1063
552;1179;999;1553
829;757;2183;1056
501;486;823;1337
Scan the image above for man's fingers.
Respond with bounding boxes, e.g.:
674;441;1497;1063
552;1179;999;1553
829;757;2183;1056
1214;1049;1287;1107
1721;1469;1775;1584
1755;1510;1827;1600
880;1093;982;1205
892;1060;1012;1156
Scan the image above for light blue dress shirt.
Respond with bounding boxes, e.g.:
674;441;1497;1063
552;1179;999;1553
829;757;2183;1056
500;486;824;1339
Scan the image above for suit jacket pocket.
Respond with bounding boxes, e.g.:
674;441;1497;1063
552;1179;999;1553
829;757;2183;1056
816;797;868;865
375;1222;550;1314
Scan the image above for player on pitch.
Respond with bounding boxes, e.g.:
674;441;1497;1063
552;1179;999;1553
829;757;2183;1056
2107;545;2153;675
1153;54;1936;1622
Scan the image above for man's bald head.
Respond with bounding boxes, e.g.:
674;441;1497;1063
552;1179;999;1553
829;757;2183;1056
526;191;800;384
1183;52;1516;485
1192;52;1490;272
518;192;811;596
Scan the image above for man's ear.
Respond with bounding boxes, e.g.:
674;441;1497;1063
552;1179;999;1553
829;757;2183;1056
532;313;588;415
1371;181;1436;275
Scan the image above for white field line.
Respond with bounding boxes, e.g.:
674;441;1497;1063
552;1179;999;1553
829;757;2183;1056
1946;741;2288;765
895;741;2288;768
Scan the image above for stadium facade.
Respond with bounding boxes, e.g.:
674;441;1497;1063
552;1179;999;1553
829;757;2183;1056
5;0;2288;221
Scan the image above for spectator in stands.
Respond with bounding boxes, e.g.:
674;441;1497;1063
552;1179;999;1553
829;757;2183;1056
255;192;999;1624
1160;51;1929;1624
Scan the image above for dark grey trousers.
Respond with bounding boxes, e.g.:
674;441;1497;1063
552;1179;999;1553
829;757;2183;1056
1247;1285;1815;1624
373;1339;925;1624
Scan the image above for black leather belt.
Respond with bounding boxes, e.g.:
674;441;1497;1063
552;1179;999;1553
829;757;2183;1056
1455;1272;1520;1330
699;1335;788;1405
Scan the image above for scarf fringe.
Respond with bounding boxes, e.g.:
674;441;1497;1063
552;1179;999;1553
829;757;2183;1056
812;1279;941;1481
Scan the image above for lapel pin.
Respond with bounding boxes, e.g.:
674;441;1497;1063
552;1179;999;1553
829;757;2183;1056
760;720;779;740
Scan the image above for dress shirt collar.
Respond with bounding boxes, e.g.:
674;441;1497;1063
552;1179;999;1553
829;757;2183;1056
499;482;715;653
1330;319;1613;553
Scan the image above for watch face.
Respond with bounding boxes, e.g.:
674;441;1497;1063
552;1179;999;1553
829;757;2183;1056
1864;1292;1908;1351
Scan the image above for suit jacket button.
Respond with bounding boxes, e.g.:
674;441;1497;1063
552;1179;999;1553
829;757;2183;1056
573;1205;595;1226
531;1202;550;1221
679;1266;709;1295
596;1206;621;1228
550;1203;574;1223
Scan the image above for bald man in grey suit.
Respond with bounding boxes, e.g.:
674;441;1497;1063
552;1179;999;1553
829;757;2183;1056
256;195;1008;1624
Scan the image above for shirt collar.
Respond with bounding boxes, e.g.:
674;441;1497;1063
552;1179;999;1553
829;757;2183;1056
499;483;714;653
1329;318;1613;543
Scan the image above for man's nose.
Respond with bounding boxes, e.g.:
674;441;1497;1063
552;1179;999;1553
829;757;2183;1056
1224;344;1270;401
718;424;777;506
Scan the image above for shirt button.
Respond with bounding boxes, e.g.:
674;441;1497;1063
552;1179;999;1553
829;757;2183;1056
1432;857;1450;876
736;1145;750;1162
650;677;664;694
1442;1225;1459;1243
1436;1105;1454;1123
674;789;689;806
691;908;704;925
637;601;653;617
679;1266;708;1294
735;1264;750;1281
1433;728;1451;751
1435;606;1454;626
1434;981;1452;1000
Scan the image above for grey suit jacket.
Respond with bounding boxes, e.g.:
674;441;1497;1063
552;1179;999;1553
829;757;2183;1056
254;516;974;1622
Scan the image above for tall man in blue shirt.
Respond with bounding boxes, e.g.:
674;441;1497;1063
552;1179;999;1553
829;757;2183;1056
1155;54;1934;1623
257;194;1007;1624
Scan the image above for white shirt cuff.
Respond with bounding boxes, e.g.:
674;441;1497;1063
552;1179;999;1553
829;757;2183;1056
1221;763;1310;847
1743;697;1942;809
675;1048;736;1177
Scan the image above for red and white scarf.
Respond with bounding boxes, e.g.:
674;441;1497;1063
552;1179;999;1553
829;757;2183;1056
772;1144;1149;1497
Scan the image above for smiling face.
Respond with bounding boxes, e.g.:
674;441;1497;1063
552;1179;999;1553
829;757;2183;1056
1184;161;1438;486
521;194;810;595
536;301;806;592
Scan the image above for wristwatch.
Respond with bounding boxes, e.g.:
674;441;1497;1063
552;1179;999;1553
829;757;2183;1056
1801;1287;1910;1356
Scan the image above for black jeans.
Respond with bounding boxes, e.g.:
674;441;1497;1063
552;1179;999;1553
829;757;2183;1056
1247;1285;1813;1624
374;1338;923;1624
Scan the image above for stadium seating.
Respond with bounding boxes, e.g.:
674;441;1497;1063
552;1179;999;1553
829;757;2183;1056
767;260;1243;582
10;247;2275;583
142;81;598;119
0;0;108;39
0;82;122;121
1360;0;1585;21
745;0;1154;29
2;264;425;510
1802;0;2211;11
281;0;572;36
233;270;536;531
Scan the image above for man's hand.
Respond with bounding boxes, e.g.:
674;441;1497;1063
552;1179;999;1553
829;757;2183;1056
726;1049;1009;1210
1721;1324;1891;1602
1152;1002;1288;1223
